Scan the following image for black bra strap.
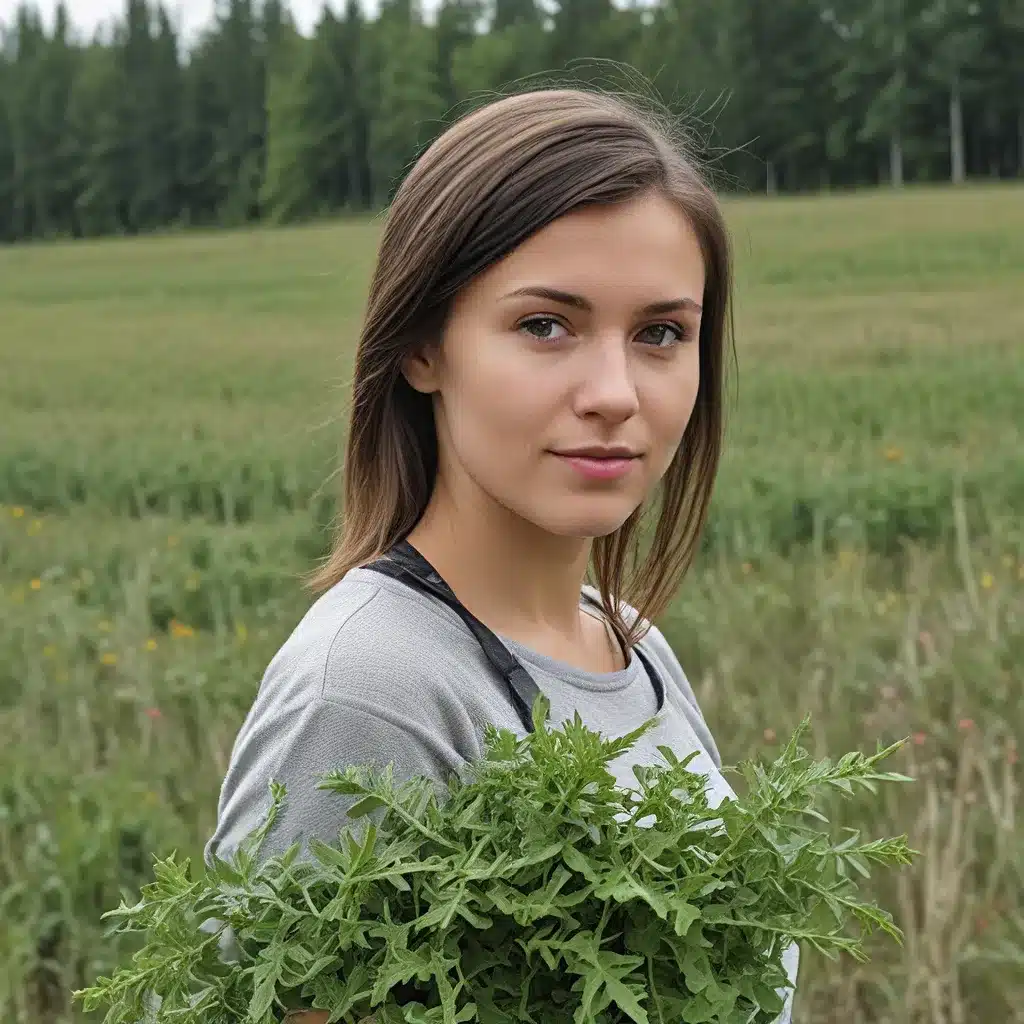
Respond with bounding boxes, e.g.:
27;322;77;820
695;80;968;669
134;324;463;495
362;540;664;732
363;541;541;731
580;590;665;711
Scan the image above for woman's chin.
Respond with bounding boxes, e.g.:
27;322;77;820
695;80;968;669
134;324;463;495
529;505;640;540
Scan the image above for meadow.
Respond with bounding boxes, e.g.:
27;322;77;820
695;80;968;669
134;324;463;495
1;183;1022;1023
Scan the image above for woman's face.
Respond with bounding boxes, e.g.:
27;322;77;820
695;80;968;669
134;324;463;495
402;190;706;540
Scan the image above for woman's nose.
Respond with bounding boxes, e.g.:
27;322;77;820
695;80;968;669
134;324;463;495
572;336;640;424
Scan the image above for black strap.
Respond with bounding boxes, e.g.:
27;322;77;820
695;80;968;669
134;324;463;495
362;540;664;732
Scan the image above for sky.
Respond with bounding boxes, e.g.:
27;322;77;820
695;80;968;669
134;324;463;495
0;0;338;43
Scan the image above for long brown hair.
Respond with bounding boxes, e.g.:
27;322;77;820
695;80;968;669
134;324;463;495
305;87;733;648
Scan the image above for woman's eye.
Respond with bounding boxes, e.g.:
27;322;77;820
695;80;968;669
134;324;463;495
518;317;568;341
636;323;686;348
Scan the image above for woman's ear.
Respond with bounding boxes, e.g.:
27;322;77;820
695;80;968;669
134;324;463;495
400;341;441;395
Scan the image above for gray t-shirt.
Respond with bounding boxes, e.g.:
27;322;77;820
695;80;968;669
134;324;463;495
204;566;797;1018
205;566;733;864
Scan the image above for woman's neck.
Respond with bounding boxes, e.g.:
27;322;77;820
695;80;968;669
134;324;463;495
405;481;593;646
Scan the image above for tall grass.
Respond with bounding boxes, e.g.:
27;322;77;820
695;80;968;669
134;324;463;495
1;184;1022;1022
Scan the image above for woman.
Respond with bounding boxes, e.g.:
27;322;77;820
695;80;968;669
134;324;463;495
206;87;798;1021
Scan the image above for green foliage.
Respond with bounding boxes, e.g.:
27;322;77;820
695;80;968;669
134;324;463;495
2;0;1024;242
74;704;914;1024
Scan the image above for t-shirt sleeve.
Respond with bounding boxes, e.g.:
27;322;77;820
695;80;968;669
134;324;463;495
204;695;467;869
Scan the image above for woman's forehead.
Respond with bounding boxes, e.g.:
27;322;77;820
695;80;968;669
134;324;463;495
462;195;706;309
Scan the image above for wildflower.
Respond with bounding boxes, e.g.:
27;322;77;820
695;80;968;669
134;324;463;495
741;562;752;575
958;718;975;732
42;645;56;658
170;619;194;639
30;579;41;591
912;731;927;746
12;506;24;519
100;652;118;666
763;728;776;743
884;446;903;463
144;707;162;720
144;638;158;652
980;571;994;590
235;622;248;644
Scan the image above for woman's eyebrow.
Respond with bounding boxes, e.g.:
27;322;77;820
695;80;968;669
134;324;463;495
500;285;702;315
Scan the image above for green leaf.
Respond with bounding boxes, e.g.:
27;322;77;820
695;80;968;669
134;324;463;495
671;901;701;938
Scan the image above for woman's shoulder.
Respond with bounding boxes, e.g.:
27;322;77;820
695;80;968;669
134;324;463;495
257;567;516;737
206;570;503;865
285;567;470;674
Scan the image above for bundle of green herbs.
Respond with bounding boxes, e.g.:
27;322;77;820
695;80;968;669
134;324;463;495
76;700;915;1024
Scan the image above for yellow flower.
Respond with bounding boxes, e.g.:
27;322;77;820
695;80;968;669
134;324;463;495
98;619;112;633
170;619;194;639
235;622;248;644
12;506;25;519
28;519;42;535
144;638;158;652
42;645;56;658
30;579;42;591
100;652;118;666
980;571;994;590
884;446;903;463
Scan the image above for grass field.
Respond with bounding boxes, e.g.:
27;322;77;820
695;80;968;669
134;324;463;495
1;183;1022;1023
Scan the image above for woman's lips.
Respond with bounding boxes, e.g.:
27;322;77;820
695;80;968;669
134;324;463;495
553;453;639;480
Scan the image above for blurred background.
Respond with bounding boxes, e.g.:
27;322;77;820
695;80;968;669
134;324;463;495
0;0;1022;1021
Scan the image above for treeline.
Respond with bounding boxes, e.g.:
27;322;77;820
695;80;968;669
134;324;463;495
1;0;1022;242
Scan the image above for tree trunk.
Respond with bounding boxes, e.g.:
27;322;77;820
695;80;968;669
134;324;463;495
949;70;965;184
1019;107;1024;176
889;129;904;187
766;159;777;196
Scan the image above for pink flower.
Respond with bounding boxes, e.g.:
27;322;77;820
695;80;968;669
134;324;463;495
912;731;927;746
958;718;975;732
763;728;776;743
144;707;162;721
